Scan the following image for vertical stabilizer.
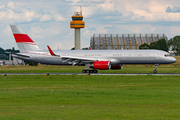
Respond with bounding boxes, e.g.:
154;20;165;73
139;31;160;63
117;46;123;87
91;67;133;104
10;25;42;52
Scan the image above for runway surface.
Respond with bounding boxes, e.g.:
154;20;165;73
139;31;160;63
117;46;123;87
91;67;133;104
1;73;180;75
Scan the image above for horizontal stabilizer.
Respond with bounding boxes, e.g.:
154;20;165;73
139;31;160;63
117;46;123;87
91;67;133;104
14;53;30;58
5;52;30;58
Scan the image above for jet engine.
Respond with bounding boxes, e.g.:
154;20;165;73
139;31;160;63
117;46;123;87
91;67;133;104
91;61;111;70
111;64;123;69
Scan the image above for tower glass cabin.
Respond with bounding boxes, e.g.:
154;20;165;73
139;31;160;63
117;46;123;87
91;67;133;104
70;12;85;50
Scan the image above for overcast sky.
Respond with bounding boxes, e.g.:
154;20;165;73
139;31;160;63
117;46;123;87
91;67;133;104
0;0;180;50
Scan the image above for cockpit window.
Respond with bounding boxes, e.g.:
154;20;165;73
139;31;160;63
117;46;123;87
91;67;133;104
164;54;172;57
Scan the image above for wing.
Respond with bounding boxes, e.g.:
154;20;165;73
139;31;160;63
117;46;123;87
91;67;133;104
60;56;119;65
47;46;109;65
60;56;98;65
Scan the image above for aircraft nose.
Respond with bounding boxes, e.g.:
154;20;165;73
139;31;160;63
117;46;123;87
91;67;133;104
171;57;176;63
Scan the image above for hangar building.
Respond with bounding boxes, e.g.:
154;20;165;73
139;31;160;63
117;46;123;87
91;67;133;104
90;34;167;50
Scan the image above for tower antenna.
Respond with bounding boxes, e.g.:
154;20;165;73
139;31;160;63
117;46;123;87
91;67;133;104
80;6;82;15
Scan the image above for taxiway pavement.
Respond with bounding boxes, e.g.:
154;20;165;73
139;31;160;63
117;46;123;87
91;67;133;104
1;73;180;75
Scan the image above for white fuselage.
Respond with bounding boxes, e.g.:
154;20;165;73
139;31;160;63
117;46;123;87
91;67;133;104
13;49;176;65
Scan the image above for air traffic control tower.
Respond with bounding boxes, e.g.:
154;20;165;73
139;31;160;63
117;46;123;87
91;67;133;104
70;8;85;50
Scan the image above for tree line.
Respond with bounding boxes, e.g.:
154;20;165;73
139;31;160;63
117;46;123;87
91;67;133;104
0;47;19;60
139;36;180;55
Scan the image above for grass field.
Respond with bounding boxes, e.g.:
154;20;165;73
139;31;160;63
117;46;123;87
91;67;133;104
0;75;180;119
0;57;179;119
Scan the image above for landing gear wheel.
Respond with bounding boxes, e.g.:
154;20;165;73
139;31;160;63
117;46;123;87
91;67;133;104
94;70;98;73
82;70;86;73
82;70;98;73
82;70;90;73
153;64;159;74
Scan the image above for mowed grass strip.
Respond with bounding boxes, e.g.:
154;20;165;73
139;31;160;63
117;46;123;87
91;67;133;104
0;75;180;119
0;56;180;73
0;65;180;73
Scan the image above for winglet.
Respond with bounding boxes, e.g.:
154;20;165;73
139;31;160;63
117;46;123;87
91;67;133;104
47;45;58;56
89;47;91;50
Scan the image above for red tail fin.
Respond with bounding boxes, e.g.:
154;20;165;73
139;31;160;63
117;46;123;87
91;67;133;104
10;25;41;52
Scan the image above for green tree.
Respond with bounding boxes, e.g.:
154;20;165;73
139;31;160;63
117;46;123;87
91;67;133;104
150;39;168;52
168;36;180;54
0;54;8;60
24;61;38;66
0;47;5;54
5;47;19;53
71;47;75;50
139;39;168;52
5;47;20;60
0;47;19;60
139;43;150;49
82;47;89;50
159;39;168;51
71;47;90;50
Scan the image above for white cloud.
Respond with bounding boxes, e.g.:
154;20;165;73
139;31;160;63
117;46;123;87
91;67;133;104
115;0;180;22
98;1;116;12
40;14;52;21
7;2;15;9
0;8;41;23
54;14;65;21
65;0;81;5
40;13;65;22
29;25;62;39
29;26;44;39
0;41;4;45
3;25;12;36
81;6;98;18
0;4;5;9
50;39;74;50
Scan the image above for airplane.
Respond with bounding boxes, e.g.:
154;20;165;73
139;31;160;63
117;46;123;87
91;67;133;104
10;25;176;74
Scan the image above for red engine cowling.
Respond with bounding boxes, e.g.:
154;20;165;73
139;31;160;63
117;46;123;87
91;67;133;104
92;61;111;70
111;64;123;69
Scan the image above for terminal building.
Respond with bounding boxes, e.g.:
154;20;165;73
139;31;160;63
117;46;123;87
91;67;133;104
90;34;167;50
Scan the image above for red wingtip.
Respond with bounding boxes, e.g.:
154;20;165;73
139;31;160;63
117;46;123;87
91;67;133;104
89;47;91;50
47;45;55;56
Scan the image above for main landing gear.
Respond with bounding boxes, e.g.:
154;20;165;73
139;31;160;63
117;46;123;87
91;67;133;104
154;64;159;74
82;69;98;73
82;64;98;73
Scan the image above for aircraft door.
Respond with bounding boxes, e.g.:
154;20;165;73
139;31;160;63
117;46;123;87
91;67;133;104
123;52;126;59
156;53;159;59
37;54;41;63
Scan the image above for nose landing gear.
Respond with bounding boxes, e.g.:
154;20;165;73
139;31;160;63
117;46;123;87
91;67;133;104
154;64;159;74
